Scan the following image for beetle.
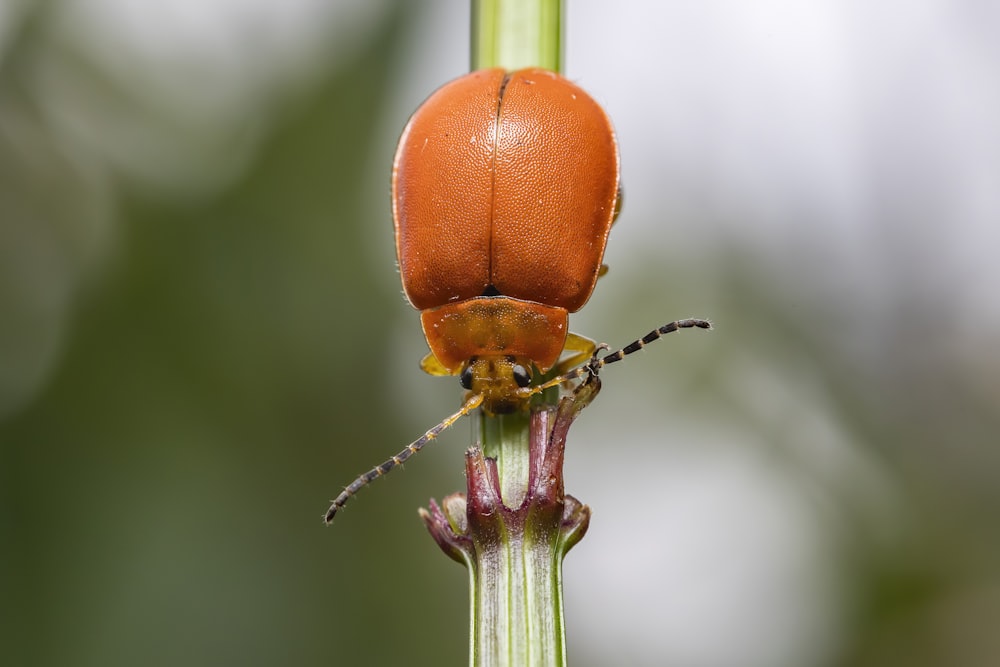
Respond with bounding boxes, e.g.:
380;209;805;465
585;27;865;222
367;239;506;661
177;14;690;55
324;68;709;522
393;67;620;414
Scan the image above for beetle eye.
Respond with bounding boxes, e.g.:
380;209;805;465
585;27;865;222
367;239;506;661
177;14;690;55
512;364;531;388
460;365;474;390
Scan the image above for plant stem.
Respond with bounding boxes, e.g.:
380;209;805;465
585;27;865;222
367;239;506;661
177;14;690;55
473;1;567;661
421;378;597;667
471;0;562;72
420;4;585;666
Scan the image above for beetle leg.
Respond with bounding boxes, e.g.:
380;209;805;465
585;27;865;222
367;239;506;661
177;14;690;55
551;332;598;376
420;352;454;377
611;184;624;225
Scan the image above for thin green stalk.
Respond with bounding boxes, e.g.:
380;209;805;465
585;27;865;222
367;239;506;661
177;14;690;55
421;380;596;667
480;411;530;508
421;4;584;667
471;0;562;72
472;3;567;664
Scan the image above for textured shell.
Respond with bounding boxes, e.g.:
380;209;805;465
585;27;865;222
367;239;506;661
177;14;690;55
392;67;620;313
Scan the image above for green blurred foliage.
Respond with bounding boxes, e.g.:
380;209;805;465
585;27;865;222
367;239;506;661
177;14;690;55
1;3;466;665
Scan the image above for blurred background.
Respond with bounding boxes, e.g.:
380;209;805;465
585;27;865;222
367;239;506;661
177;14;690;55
2;1;998;665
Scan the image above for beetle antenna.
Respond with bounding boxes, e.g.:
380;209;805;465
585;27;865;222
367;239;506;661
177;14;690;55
324;392;484;523
532;318;712;394
589;317;712;372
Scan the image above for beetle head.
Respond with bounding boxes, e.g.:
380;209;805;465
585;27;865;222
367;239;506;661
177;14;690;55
459;355;533;415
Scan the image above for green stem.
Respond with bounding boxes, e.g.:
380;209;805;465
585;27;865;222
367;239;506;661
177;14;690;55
467;473;565;665
422;380;597;667
470;2;566;663
471;0;563;72
480;412;530;508
421;4;580;666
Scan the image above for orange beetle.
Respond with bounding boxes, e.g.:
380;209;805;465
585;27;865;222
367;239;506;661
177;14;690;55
324;68;709;522
393;67;620;414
